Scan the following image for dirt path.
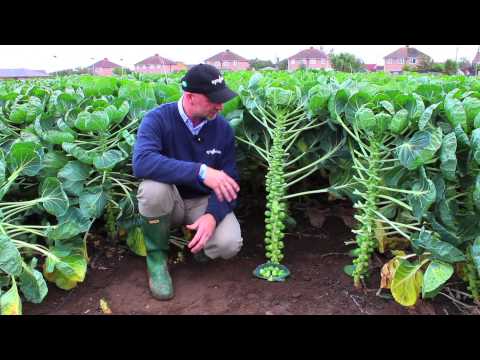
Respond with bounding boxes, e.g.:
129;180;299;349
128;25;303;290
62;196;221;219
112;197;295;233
23;213;462;315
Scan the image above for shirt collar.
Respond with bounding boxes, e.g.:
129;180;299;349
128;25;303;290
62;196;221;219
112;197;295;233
177;96;206;128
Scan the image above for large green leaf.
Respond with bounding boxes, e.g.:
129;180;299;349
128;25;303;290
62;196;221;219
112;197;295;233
407;169;436;220
74;111;109;132
7;141;43;176
0;235;22;276
46;207;92;241
61;143;94;165
39;177;69;217
19;262;48;304
43;130;76;145
328;89;349;122
345;91;370;124
58;161;91;182
470;128;480;165
422;260;453;299
388;109;409;134
444;96;468;133
463;96;480;129
472;237;480;276
9;96;43;124
39;151;69;178
0;279;22;315
418;103;440;131
397;128;443;170
391;259;424;307
79;186;108;218
57;161;91;197
411;229;466;263
379;100;395;115
439;132;457;181
307;85;331;116
105;101;130;125
405;93;425;124
93;150;125;170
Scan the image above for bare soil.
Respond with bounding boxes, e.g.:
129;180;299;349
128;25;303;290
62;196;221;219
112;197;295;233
23;202;465;315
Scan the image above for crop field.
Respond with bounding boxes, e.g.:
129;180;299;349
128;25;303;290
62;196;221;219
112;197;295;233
1;70;480;315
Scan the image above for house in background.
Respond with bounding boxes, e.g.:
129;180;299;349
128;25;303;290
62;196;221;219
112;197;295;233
89;58;121;76
363;64;377;72
473;47;480;72
383;46;432;74
0;68;49;80
134;54;185;74
287;47;331;71
205;50;250;71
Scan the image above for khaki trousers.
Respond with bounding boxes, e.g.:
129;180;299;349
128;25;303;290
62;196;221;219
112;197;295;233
137;180;243;259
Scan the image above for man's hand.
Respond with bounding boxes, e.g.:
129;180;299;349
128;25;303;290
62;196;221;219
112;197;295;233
203;166;240;202
186;214;217;253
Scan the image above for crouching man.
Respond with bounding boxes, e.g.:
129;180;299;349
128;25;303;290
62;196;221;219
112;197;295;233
132;64;243;300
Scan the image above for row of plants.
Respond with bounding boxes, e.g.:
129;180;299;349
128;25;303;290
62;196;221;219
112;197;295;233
1;69;480;314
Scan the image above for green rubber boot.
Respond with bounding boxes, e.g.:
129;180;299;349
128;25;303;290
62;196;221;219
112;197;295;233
141;215;173;300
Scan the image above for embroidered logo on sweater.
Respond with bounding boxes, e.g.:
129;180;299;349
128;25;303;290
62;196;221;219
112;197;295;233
206;148;222;155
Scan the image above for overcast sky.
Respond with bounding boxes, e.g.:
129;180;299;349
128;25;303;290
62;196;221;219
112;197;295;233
0;45;479;73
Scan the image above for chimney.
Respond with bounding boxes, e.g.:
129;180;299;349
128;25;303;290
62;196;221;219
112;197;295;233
155;54;159;56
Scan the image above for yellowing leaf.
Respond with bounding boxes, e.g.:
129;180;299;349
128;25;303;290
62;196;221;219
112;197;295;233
391;259;425;307
100;298;112;314
0;278;22;315
126;227;146;257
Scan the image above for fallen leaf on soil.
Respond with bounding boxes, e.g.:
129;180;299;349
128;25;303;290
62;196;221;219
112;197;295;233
100;298;112;314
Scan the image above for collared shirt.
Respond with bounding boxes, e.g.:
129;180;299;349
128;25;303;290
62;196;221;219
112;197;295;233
177;96;207;136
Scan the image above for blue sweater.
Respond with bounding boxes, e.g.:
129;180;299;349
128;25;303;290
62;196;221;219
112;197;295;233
132;102;239;224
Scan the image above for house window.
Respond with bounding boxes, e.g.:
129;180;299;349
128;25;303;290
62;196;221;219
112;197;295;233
321;58;326;64
234;60;238;66
224;61;231;67
291;59;295;65
410;58;416;64
310;59;316;65
386;58;392;64
399;58;405;64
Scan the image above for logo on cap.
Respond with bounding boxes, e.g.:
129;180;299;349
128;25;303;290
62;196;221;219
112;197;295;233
211;76;224;86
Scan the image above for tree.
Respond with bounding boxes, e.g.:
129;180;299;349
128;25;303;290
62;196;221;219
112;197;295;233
458;57;472;75
113;67;132;76
249;58;274;70
277;59;288;70
329;52;363;73
415;55;434;72
444;59;459;75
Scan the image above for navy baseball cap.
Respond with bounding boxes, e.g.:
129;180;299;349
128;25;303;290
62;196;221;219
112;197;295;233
181;64;237;103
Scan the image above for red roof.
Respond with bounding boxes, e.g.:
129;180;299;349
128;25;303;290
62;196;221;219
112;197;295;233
289;47;328;60
384;46;429;60
473;49;480;65
363;64;377;72
135;54;176;66
205;49;249;63
91;58;121;69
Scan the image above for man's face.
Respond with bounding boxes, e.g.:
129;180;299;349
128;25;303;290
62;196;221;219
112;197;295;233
187;93;224;120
